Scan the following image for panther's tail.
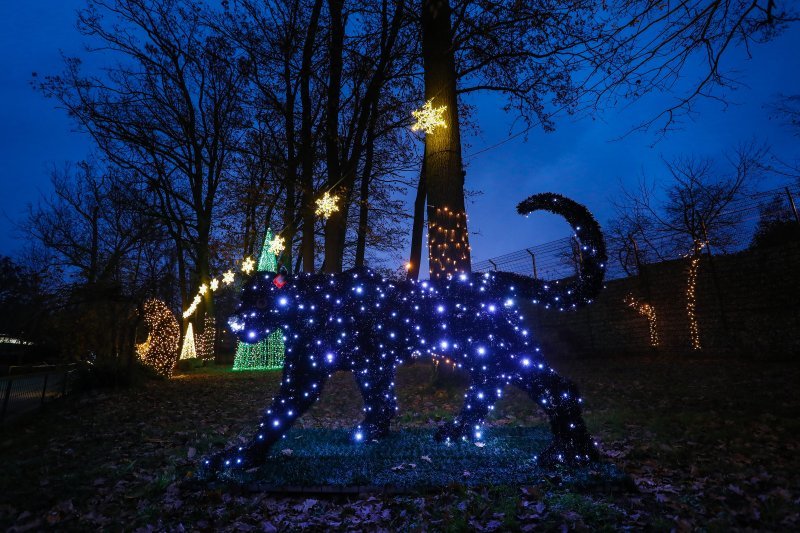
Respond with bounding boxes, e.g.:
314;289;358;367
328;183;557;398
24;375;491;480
506;193;607;310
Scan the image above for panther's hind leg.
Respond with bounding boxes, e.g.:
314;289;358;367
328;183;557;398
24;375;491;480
434;376;504;443
516;362;598;465
351;365;398;442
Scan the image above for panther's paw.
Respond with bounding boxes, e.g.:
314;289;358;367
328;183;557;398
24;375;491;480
351;422;389;443
434;422;470;443
198;444;260;479
536;439;600;467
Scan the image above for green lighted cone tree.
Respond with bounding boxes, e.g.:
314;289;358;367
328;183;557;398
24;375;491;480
232;228;285;371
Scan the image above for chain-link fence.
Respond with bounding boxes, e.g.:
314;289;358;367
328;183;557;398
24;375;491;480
472;184;800;357
473;185;800;281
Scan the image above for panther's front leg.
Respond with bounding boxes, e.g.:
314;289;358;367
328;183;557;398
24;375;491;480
351;364;398;442
202;360;327;474
435;376;503;443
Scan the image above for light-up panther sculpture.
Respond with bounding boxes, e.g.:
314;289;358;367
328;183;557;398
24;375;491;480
204;193;606;474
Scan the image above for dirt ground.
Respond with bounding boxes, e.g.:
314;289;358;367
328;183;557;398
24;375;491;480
2;356;798;531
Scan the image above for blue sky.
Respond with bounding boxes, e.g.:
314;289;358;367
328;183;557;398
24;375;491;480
1;1;798;268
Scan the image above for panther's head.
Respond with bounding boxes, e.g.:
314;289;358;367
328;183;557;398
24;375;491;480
227;271;294;344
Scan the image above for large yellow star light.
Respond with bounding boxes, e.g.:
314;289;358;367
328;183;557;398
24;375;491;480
411;98;447;135
268;234;286;256
241;257;256;274
315;191;340;219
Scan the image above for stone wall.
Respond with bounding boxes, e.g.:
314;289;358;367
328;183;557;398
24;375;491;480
526;241;800;359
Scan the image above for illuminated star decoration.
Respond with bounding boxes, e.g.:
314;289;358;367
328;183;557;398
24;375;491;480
241;257;256;274
411;98;447;135
268;234;286;257
198;283;209;295
315;191;340;219
210;278;220;291
222;270;236;285
202;193;608;476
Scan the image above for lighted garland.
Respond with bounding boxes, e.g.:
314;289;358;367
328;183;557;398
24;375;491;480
624;294;659;347
137;298;180;378
202;193;607;475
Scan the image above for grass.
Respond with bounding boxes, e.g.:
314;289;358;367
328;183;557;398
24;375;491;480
1;357;798;530
224;426;626;490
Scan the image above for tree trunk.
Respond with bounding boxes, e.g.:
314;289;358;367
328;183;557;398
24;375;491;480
196;217;214;319
421;0;471;280
355;101;379;268
407;146;427;280
323;0;345;273
300;0;324;273
281;53;298;273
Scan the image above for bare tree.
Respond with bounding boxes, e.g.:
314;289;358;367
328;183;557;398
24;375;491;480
22;160;169;368
37;0;249;326
616;144;770;258
609;143;770;349
410;0;796;279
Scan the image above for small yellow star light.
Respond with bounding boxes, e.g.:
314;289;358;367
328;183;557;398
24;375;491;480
209;278;219;291
411;98;447;135
222;270;235;285
198;283;208;295
315;191;340;219
241;257;256;274
268;234;286;256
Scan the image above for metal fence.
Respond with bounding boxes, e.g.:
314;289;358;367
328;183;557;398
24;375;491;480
473;184;800;281
0;365;77;425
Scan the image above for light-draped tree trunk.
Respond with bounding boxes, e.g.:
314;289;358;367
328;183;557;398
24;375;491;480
421;0;471;280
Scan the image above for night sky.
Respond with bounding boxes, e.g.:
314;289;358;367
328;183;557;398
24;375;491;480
1;1;798;269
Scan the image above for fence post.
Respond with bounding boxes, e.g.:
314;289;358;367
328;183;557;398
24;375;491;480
1;378;11;423
571;236;582;276
488;259;498;271
41;373;49;405
700;221;731;349
786;186;800;225
526;249;538;279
